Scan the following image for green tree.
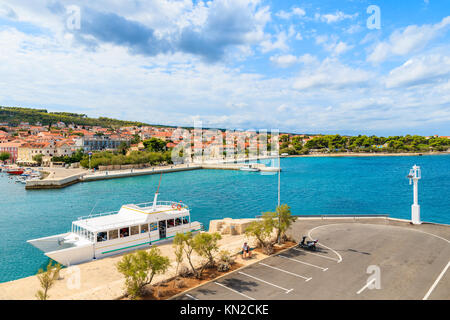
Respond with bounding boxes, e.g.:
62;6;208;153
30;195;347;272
143;138;167;152
35;260;61;300
172;236;184;286
117;142;129;155
267;204;297;244
116;248;171;299
245;213;275;254
173;232;197;277
0;152;10;162
33;154;43;166
192;232;222;279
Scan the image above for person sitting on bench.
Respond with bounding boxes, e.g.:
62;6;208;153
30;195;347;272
242;242;251;259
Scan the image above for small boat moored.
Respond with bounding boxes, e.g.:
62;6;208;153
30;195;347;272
239;164;260;172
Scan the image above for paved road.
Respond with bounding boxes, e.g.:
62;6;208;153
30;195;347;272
174;221;450;300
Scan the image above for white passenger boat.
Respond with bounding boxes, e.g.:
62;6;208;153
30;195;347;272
239;164;260;172
27;193;203;266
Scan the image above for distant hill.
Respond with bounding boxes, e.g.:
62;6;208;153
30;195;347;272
0;106;169;128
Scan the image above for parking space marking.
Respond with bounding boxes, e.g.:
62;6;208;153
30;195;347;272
307;225;344;263
356;278;376;295
292;247;340;262
238;271;294;293
278;254;328;271
423;260;450;300
259;262;312;281
185;293;198;300
214;281;256;300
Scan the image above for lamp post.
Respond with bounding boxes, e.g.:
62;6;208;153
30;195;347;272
88;152;92;171
407;164;421;225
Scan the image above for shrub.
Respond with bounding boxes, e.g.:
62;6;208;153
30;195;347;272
35;260;61;300
116;248;170;299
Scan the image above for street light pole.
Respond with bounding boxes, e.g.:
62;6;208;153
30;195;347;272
407;164;421;225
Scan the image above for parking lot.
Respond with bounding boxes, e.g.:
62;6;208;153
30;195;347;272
174;221;450;300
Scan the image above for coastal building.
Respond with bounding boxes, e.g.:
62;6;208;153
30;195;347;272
0;142;23;163
73;135;129;151
17;141;74;164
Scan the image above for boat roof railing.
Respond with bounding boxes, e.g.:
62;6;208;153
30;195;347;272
76;201;189;221
134;201;189;210
75;217;149;232
77;210;119;221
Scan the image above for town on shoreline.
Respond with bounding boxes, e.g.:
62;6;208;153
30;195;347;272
1;107;450;171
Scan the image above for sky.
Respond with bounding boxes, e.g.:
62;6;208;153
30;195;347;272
0;0;449;136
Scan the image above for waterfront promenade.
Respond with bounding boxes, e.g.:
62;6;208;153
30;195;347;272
0;232;261;300
1;216;448;300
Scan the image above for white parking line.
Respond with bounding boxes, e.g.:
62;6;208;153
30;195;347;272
238;271;294;293
185;293;198;300
307;225;344;263
259;262;312;281
292;247;340;262
356;278;376;295
214;281;256;300
278;254;328;271
423;260;450;300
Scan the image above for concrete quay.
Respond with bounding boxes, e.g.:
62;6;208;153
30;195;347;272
25;160;280;189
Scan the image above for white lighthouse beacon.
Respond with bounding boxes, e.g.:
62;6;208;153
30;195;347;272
407;165;422;225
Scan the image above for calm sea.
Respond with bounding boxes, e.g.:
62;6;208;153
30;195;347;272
0;155;449;282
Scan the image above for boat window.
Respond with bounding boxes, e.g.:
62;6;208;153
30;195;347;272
109;229;118;240
183;216;189;224
130;225;139;236
120;227;129;238
140;224;149;233
175;217;182;226
150;222;157;231
167;219;175;228
97;232;107;242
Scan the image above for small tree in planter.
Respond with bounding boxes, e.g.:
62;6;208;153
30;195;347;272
172;236;185;287
266;204;297;244
245;213;275;255
192;232;222;279
173;232;197;278
117;247;170;299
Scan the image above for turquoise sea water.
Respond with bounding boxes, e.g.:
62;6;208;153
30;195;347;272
0;155;449;283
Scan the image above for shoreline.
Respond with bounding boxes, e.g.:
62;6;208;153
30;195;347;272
284;151;450;158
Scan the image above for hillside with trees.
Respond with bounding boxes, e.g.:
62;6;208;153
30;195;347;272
0;106;170;129
280;134;450;155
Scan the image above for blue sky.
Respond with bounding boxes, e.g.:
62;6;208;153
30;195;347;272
0;0;449;135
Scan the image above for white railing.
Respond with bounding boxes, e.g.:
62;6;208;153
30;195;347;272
134;201;189;210
77;210;119;221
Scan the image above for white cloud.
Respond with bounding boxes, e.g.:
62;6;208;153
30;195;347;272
368;16;450;63
293;58;371;90
276;7;305;20
386;53;450;88
270;54;298;68
260;30;289;53
315;35;353;55
270;53;318;68
315;11;358;24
